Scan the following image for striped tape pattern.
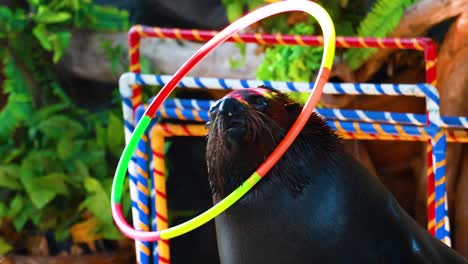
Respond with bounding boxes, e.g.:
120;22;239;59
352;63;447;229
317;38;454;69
152;97;468;129
121;73;452;128
123;26;452;258
134;107;152;262
150;124;170;264
120;74;462;246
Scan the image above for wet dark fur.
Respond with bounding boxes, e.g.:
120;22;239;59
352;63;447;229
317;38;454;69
205;87;468;264
207;87;339;198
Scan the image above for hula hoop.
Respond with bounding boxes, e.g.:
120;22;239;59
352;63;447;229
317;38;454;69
111;0;336;242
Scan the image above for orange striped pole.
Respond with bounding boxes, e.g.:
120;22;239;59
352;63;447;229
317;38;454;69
334;129;468;143
150;124;208;263
129;26;430;51
426;141;436;235
150;128;170;264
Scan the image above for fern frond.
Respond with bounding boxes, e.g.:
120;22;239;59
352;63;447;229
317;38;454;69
0;53;32;140
344;0;417;70
34;115;85;140
75;3;129;31
256;23;323;82
11;35;74;107
27;103;67;126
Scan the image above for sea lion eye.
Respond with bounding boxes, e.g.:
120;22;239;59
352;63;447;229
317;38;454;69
252;96;269;111
256;97;268;105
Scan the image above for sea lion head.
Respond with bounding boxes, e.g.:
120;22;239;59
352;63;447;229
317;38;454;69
206;86;339;198
207;86;300;149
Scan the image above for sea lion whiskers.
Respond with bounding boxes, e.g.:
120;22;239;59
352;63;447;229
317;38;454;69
207;113;229;193
244;108;284;145
207;101;285;197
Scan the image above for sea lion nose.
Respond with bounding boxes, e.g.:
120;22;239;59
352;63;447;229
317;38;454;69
218;97;245;117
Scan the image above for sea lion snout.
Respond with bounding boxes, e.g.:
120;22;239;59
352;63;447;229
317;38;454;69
216;97;246;117
208;88;294;144
209;88;272;118
209;97;248;141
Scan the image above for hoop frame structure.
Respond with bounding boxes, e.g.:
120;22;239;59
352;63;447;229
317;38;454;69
121;12;457;264
120;77;468;263
115;2;336;263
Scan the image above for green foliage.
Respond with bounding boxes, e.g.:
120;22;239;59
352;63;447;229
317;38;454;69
228;43;247;69
344;0;417;70
101;40;127;74
319;0;362;36
222;0;265;22
106;113;126;157
34;6;71;24
0;54;32;139
0;236;12;255
140;55;155;74
80;176;121;239
222;0;360;82
0;104;128;249
221;0;296;34
73;2;130;31
0;0;130;255
0;7;28;38
221;0;417;76
0;165;22;190
27;0;130;31
256;22;323;82
1;1;129;63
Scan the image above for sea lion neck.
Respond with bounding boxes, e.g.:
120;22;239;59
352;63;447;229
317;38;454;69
206;88;341;199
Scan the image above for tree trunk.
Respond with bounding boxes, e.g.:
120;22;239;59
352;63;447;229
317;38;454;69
356;0;468;82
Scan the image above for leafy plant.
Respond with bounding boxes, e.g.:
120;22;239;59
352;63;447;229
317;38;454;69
28;0;129;62
0;54;32;139
0;0;130;255
256;22;323;82
344;0;418;70
222;0;361;82
101;40;127;75
0;237;12;255
228;43;247;69
222;0;418;76
0;102;129;251
221;0;265;22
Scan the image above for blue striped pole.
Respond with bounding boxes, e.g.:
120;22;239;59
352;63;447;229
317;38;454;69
155;98;468;129
428;126;451;245
119;77;148;263
133;106;152;263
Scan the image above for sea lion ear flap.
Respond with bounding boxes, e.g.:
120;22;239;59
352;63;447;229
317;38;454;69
257;85;281;94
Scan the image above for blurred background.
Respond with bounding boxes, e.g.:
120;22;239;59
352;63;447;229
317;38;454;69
0;0;467;263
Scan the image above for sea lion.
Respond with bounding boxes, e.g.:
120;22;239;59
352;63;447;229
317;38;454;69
205;87;468;264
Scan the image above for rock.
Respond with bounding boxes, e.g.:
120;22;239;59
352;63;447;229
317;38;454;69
60;30;263;82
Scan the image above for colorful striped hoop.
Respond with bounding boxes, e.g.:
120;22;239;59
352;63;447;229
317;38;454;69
124;10;441;263
111;0;336;242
